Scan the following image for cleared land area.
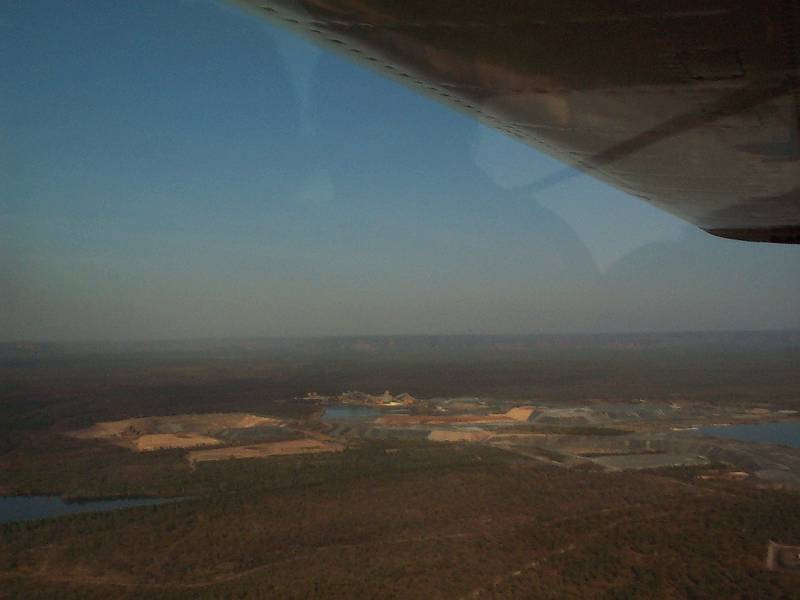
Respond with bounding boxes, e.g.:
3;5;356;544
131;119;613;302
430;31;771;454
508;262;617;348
70;413;282;451
188;439;345;464
375;414;512;426
766;541;800;573
428;429;492;443
132;433;221;452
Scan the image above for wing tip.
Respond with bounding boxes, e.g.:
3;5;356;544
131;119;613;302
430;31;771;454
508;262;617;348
705;227;800;244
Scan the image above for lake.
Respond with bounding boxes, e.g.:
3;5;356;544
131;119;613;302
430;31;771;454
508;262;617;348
699;421;800;448
0;496;176;525
322;405;404;421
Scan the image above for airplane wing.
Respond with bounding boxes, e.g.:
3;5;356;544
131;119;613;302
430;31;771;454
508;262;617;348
234;0;800;243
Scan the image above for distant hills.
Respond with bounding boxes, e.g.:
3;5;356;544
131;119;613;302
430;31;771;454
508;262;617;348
2;330;799;359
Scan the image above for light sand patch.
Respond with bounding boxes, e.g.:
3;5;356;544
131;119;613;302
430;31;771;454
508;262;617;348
133;434;222;452
505;407;536;422
70;413;283;452
428;430;493;443
188;439;346;464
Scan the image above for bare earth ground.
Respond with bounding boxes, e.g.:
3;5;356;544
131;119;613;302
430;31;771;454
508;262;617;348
70;413;281;451
374;407;533;427
428;430;493;443
132;434;222;452
187;439;346;464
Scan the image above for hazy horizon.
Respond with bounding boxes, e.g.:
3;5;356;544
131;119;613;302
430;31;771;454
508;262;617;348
4;1;799;341
4;328;799;348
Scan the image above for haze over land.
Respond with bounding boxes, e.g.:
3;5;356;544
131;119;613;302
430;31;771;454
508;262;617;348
4;2;800;598
2;330;800;597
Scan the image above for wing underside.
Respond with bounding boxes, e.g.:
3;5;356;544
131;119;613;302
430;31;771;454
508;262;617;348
236;0;800;243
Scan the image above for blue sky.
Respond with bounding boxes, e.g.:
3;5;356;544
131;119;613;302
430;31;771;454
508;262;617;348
2;0;798;340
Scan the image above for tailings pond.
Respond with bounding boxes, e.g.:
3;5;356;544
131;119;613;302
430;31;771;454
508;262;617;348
699;421;800;448
322;406;405;421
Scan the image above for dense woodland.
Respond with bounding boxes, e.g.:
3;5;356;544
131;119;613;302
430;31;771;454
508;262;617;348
2;445;800;598
1;334;799;598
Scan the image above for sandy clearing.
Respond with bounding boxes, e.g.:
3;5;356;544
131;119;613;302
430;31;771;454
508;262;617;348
187;439;346;464
133;434;222;452
504;407;536;422
428;430;493;443
71;413;280;440
69;413;283;451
